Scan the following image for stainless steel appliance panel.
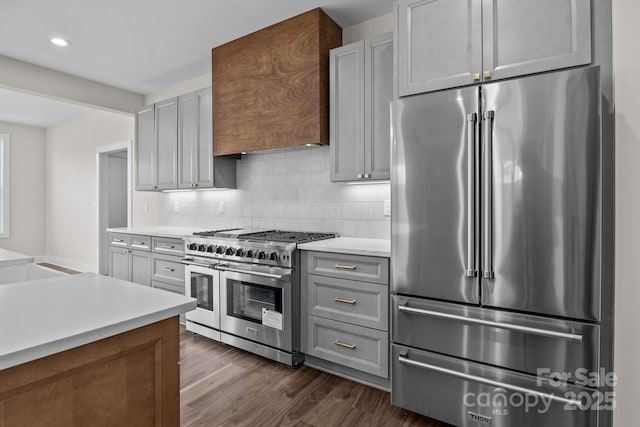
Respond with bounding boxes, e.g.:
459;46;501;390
391;86;480;304
220;268;293;352
392;345;597;427
482;66;601;321
392;295;600;380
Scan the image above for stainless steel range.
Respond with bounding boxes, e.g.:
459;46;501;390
182;229;336;366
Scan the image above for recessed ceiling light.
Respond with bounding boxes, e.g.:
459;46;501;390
50;37;71;47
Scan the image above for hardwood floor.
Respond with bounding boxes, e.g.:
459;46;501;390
36;262;81;274
179;327;450;426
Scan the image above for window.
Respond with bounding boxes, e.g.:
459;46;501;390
0;133;9;238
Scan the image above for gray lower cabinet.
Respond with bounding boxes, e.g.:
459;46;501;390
135;87;236;191
107;233;151;286
397;0;592;96
302;250;390;388
330;32;393;182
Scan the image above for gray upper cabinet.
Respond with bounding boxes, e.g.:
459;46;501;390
134;105;155;190
397;0;591;96
331;32;393;182
135;87;235;191
155;97;178;190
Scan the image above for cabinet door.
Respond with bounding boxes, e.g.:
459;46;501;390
108;247;130;281
330;41;365;182
135;105;155;190
364;33;393;180
177;92;196;189
195;87;214;188
397;0;482;96
482;0;591;82
130;249;151;286
155;97;178;190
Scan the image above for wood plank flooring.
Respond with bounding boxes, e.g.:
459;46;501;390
36;262;81;274
179;327;450;426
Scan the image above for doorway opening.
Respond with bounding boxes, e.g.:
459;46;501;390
97;142;131;275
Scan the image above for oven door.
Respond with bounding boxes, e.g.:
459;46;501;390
182;258;220;330
218;262;292;351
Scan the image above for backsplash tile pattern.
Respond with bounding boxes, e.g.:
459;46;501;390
157;146;390;239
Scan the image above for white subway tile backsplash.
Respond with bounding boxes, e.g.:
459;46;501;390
157;146;390;239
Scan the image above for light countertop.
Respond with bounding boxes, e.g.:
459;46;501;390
0;248;35;268
106;226;201;239
298;237;390;258
0;273;196;371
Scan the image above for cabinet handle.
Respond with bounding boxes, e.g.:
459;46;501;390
334;264;357;271
133;241;145;245
356;173;363;179
363;173;370;179
334;340;356;350
162;267;175;272
472;73;480;81
161;245;175;249
483;70;492;79
113;239;124;243
334;297;356;305
153;185;158;190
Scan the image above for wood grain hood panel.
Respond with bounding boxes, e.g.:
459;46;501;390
212;8;342;156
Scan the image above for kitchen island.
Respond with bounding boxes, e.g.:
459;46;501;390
0;273;196;426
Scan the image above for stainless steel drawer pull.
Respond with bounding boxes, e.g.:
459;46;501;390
162;267;175;272
398;355;582;407
161;245;175;249
334;340;356;350
398;304;583;343
113;239;124;243
334;264;357;271
132;241;146;245
334;297;356;305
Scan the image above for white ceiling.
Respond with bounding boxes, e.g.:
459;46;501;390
0;0;394;95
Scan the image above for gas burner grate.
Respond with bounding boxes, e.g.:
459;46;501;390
238;230;336;244
193;228;241;237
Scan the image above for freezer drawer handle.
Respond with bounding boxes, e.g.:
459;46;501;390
334;264;357;271
398;355;582;407
397;304;582;343
334;297;356;305
334;340;356;350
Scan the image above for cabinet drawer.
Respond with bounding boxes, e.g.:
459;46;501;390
152;237;184;255
108;233;130;247
152;280;185;295
129;234;151;250
151;254;184;287
308;274;388;330
307;316;388;378
307;251;389;284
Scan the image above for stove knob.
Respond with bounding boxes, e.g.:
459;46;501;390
257;251;266;260
207;245;215;253
216;246;225;254
225;247;235;256
269;252;279;261
235;248;245;257
246;250;254;258
188;243;198;251
198;244;206;252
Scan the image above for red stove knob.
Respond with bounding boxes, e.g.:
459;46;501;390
257;251;266;260
269;252;279;261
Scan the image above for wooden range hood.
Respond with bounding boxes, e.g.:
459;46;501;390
212;8;342;156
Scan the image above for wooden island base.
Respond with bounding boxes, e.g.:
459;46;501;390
0;317;179;427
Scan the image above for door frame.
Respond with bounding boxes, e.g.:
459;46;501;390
97;140;132;275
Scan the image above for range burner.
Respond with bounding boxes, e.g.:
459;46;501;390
238;230;337;244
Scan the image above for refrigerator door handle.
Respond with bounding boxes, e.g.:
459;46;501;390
397;303;583;342
397;355;583;407
466;113;477;278
482;110;495;279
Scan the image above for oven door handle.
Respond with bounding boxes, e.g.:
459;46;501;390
181;258;216;268
215;265;291;282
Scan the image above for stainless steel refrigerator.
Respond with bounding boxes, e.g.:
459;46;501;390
391;66;602;426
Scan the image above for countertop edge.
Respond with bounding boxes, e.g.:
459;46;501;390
298;238;391;258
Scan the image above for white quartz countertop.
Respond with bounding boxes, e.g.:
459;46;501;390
0;273;196;371
298;237;390;258
0;248;35;268
106;226;201;239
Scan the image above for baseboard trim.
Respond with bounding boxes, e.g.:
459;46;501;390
36;255;96;274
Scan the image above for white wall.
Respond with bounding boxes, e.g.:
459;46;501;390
613;0;640;424
343;13;393;44
0;121;46;256
45;110;134;271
